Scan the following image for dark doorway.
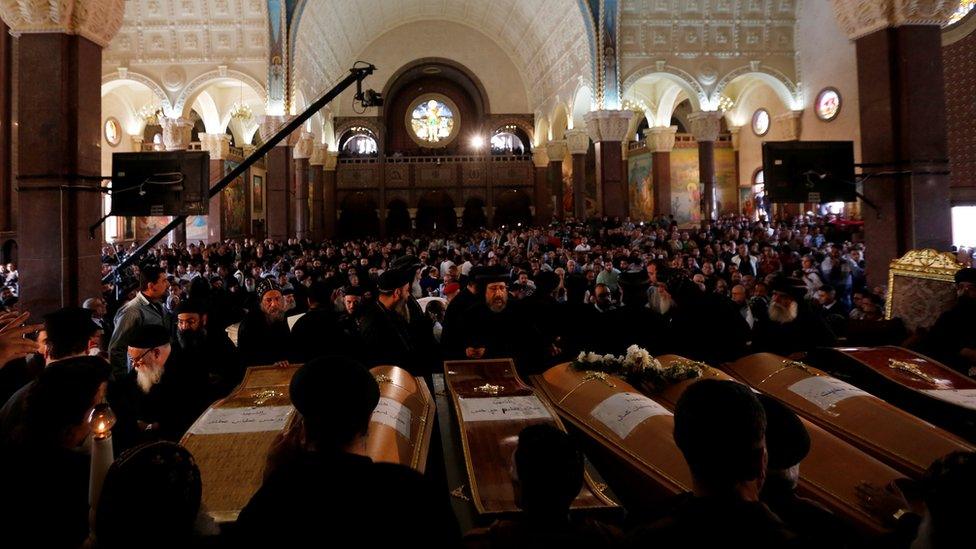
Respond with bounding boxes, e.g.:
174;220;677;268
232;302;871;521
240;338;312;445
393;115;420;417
493;190;532;228
462;197;487;229
385;199;412;237
416;191;457;233
338;193;379;238
1;240;16;265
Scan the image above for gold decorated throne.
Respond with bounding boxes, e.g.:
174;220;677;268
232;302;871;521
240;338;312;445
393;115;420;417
885;249;967;333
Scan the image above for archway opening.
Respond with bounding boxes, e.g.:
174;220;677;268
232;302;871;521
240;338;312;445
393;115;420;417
462;197;487;229
493;190;532;227
338;193;379;238
386;199;412;237
416;191;457;233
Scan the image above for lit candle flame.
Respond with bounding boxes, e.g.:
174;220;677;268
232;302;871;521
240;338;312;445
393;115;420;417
97;421;105;432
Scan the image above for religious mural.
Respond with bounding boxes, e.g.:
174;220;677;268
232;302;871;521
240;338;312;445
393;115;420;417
670;148;701;225
222;175;248;239
135;216;171;241
714;148;737;215
562;152;573;217
628;152;654;220
252;174;264;217
740;187;756;220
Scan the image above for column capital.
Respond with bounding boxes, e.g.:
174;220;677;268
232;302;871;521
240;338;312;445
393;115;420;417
292;131;314;159
583;110;634;143
564;129;591;156
728;126;742;151
0;0;125;47
646;125;678;153
532;148;549;168
200;133;231;159
773;110;803;141
688;111;723;143
309;143;327;166
160;117;193;151
831;0;959;41
324;151;339;171
545;140;568;162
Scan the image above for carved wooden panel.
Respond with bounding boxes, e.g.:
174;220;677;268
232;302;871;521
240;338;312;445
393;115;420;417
490;162;534;187
386;164;410;189
462;163;485;187
336;166;379;189
416;164;457;188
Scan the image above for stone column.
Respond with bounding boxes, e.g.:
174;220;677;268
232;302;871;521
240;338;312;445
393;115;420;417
199;133;233;243
833;1;956;286
532;149;551;225
584;110;633;220
730;126;743;215
565;129;590;220
0;0;124;315
259;115;290;241
647;126;677;219
291;132;313;240
545;140;568;222
323;151;338;239
688;111;722;221
309;144;325;241
0;20;10;234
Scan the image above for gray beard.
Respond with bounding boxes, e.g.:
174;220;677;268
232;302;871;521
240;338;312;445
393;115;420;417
768;301;799;324
649;293;672;315
136;365;164;394
263;309;285;323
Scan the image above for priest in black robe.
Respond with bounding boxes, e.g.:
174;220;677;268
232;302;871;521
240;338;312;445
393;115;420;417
237;278;291;367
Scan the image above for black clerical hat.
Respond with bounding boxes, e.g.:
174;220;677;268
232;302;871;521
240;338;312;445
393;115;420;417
377;269;409;292
390;254;423;274
955;267;976;285
769;276;807;301
758;393;810;469
534;271;560;294
475;265;509;285
43;306;98;337
175;299;206;315
343;285;364;297
289;356;379;436
127;324;171;349
255;277;280;298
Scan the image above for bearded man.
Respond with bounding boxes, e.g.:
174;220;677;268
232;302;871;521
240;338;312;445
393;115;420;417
238;278;291;367
359;269;420;373
108;324;209;453
175;299;240;398
753;276;835;358
920;268;976;376
453;266;545;376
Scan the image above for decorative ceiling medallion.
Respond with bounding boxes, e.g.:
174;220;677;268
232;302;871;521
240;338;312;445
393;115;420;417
162;66;186;91
104;117;122;147
406;94;460;148
815;87;842;122
752;108;770;137
698;64;718;85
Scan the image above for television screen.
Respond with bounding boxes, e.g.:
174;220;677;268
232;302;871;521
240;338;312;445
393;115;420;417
111;151;210;216
761;141;856;203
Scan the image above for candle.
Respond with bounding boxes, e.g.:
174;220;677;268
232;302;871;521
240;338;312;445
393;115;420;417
88;403;116;511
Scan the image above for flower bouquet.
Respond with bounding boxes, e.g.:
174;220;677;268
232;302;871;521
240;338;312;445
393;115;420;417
570;345;703;391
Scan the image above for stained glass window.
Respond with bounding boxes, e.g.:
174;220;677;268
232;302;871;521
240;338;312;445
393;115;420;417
752;108;770;137
947;0;975;26
410;98;455;145
815;88;841;122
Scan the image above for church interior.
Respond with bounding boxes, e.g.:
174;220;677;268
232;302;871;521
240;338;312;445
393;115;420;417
1;1;976;547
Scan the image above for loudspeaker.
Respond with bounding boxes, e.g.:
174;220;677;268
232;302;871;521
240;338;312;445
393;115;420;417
111;151;210;216
762;141;856;204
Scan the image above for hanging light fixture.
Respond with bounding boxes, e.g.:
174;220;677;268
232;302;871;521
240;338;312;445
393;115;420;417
230;75;252;121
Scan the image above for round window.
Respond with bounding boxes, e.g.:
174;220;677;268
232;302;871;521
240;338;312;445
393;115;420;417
752;108;770;137
406;94;459;148
104;117;122;147
815;87;842;122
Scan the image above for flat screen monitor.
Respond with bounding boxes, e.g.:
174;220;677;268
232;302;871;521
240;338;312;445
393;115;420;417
761;141;856;203
111;151;210;216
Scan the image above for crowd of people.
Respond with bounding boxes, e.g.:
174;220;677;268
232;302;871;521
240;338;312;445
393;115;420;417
1;213;974;548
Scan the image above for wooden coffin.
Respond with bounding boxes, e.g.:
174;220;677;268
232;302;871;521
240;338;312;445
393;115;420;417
650;356;903;536
181;364;300;523
443;359;618;516
811;346;976;441
724;353;974;478
365;365;435;472
531;363;692;510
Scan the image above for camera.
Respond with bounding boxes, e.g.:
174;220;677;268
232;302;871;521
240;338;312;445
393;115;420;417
356;88;383;108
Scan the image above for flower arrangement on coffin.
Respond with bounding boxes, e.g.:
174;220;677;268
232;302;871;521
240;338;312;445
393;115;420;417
570;345;704;391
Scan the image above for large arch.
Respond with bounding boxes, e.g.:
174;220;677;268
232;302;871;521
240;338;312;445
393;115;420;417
101;71;172;112
713;67;800;112
416;191;458;233
173;68;267;118
622;66;708;113
550;102;570;141
292;0;594;113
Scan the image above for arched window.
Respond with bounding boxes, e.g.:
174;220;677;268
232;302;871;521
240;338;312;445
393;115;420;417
490;125;526;155
947;0;975;26
634;117;650;142
753;169;764;186
340;127;378;156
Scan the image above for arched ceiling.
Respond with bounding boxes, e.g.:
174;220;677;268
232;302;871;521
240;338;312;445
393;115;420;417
103;0;268;66
292;0;593;110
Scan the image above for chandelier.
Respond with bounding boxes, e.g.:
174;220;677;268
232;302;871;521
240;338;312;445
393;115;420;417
230;101;253;121
137;104;162;125
717;95;734;113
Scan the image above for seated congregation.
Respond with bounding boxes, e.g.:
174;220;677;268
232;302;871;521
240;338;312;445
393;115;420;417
1;215;975;548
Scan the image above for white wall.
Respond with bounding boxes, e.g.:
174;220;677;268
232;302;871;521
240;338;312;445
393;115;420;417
795;0;861;157
331;20;530;118
736;84;791;188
